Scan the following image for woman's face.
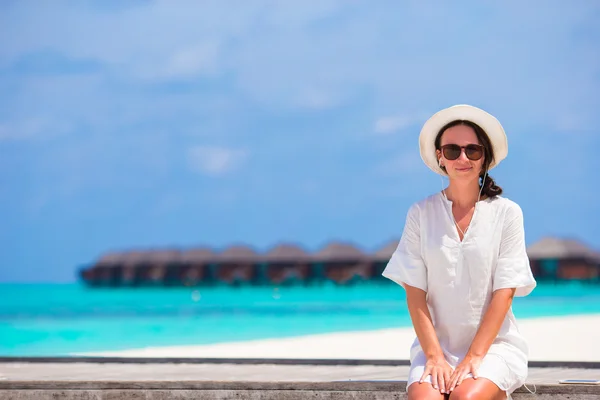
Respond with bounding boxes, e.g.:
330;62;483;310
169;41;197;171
437;124;484;182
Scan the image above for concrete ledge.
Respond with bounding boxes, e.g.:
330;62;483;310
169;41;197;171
0;356;413;366
2;381;600;399
0;356;599;369
2;360;599;399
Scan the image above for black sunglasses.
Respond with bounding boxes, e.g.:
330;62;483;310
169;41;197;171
440;144;484;161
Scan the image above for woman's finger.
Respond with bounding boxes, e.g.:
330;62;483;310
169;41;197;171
454;368;466;389
443;369;452;394
419;365;431;384
419;365;430;383
448;369;458;392
437;370;445;394
472;366;479;380
447;371;456;391
431;370;438;390
456;369;469;387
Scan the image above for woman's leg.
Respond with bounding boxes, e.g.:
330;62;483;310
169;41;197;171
408;381;447;400
448;377;506;400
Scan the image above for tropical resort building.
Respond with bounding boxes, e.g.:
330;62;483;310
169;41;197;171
526;237;600;282
79;237;600;287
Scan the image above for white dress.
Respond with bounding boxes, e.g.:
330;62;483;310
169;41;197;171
382;192;537;395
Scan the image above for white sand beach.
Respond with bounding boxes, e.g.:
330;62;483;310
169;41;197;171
81;314;600;362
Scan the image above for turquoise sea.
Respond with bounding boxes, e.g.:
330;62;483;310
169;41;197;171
1;282;599;357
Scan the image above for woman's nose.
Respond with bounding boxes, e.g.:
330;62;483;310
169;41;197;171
457;149;469;161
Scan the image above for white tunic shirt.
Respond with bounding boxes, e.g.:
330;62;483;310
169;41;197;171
382;192;537;392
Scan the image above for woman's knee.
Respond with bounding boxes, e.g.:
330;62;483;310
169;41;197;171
449;389;478;400
448;378;505;400
408;382;446;400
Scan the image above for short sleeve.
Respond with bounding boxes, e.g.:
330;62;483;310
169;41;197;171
382;204;427;292
493;202;537;297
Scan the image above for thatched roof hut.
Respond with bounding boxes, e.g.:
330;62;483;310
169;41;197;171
217;245;259;263
372;239;399;262
96;251;127;266
118;251;148;267
313;241;365;262
144;249;181;264
180;247;215;264
527;237;600;262
264;243;310;263
95;249;180;267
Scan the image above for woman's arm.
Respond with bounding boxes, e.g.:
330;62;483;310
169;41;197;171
467;287;516;359
406;285;444;360
447;287;516;391
406;284;453;394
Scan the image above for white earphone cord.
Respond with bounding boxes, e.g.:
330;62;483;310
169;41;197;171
439;163;487;237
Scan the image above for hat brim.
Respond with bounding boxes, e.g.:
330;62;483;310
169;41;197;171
419;104;508;176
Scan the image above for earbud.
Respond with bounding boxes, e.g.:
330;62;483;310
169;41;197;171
439;159;443;168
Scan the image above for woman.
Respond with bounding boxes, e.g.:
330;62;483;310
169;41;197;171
382;104;536;400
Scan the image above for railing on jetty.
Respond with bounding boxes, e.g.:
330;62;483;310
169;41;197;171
78;237;600;287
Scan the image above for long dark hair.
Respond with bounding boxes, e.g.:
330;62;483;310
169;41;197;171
434;120;503;197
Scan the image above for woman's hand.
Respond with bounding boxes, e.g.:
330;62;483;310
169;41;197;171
420;356;454;394
448;354;482;392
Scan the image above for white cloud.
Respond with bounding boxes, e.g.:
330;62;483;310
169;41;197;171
1;1;599;144
0;125;10;140
553;111;596;134
373;152;424;177
187;146;248;176
136;41;222;81
0;121;38;141
293;88;342;110
20;131;173;206
373;116;416;135
0;117;74;141
2;0;599;120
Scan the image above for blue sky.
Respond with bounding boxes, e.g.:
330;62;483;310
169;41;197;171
1;1;599;282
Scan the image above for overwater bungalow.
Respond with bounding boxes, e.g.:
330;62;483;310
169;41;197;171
117;251;146;286
82;251;131;287
371;240;399;281
177;247;216;286
526;237;600;282
214;245;258;286
312;242;370;284
79;236;600;288
136;249;181;286
262;243;310;286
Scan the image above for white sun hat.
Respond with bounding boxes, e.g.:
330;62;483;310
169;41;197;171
418;104;508;176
